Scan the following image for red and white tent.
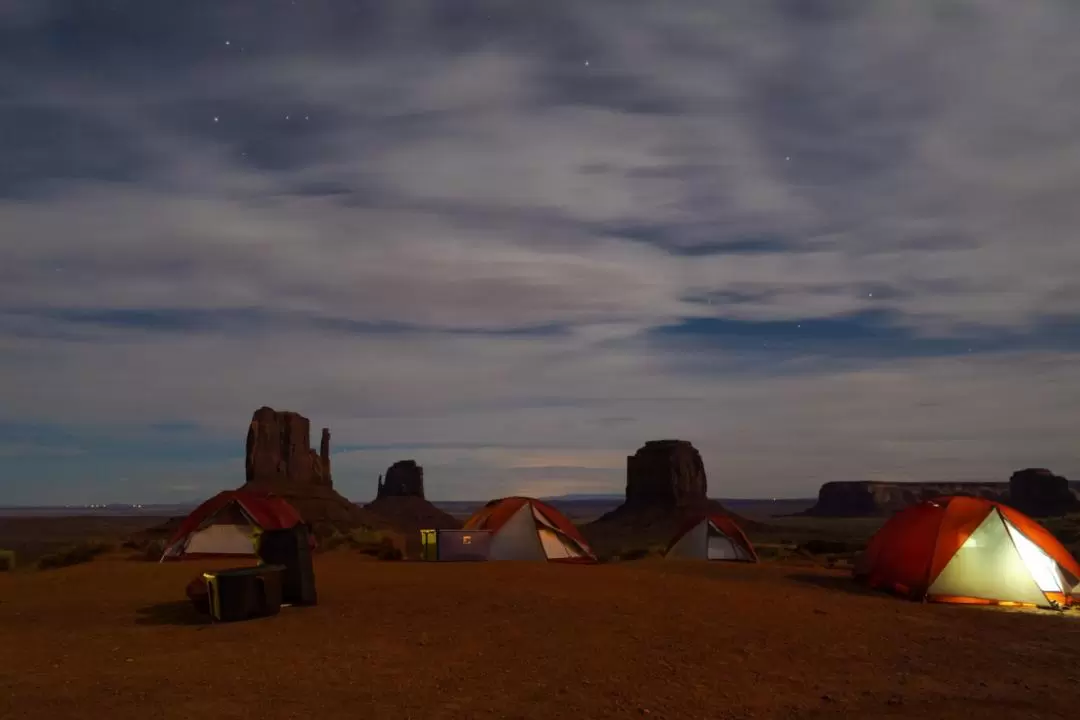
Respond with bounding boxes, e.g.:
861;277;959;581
664;512;758;562
462;497;597;563
160;490;306;561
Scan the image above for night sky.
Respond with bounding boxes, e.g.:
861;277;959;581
2;1;1079;505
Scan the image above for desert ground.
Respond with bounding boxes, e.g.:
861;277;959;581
1;549;1079;720
0;515;173;565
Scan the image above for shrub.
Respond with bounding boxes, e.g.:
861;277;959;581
37;541;112;570
799;539;863;555
753;545;791;562
321;528;404;560
141;538;167;561
0;550;15;572
320;531;349;551
374;537;404;561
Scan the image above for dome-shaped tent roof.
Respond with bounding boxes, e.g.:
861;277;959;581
664;512;757;562
463;496;596;563
855;496;1080;609
161;490;306;561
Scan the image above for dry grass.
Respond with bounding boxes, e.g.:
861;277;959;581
321;527;405;560
35;541;112;570
1;552;1078;720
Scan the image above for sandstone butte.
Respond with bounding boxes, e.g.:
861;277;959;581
583;439;756;556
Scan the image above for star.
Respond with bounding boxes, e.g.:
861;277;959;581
868;292;873;297
285;114;290;120
584;60;590;66
213;116;219;122
225;40;231;46
304;115;310;120
785;156;791;161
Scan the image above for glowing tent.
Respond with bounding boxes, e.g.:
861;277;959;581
161;490;307;561
664;512;758;562
854;496;1080;609
462;497;596;562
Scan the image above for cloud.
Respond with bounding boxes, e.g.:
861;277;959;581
1;1;1078;502
0;443;84;458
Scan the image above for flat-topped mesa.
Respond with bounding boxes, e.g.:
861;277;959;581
805;481;1008;517
244;406;332;488
624;439;707;509
376;460;425;499
804;471;1080;517
1009;468;1079;517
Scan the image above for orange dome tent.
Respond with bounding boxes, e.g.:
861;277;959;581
664;512;758;562
855;496;1080;609
462;497;596;563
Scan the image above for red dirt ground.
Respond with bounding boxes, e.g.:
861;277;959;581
1;553;1078;720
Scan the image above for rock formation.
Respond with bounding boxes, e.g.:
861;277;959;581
245;406;331;487
1008;468;1079;517
583;439;754;557
240;407;386;538
364;459;460;554
803;481;1008;517
624;440;707;508
376;460;425;499
804;472;1080;517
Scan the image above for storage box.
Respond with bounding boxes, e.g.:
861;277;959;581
202;564;285;622
419;529;492;562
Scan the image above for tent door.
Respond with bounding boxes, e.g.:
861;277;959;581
706;535;739;560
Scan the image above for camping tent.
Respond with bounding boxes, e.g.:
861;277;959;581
161;490;306;561
664;512;757;562
462;497;597;562
855;496;1080;609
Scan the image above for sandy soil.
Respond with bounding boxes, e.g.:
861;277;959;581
1;553;1078;720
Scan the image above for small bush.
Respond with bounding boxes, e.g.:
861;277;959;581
37;541;112;570
0;550;15;572
141;538;167;561
322;528;404;560
319;533;343;551
754;545;792;562
374;538;403;561
799;539;864;555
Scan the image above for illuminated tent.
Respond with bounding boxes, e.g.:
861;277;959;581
161;490;306;561
664;512;757;562
855;496;1080;609
462;497;596;562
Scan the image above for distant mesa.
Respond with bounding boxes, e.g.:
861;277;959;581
583;439;755;557
363;459;461;554
376;460;426;499
1009;468;1080;518
804;469;1080;518
802;481;1005;518
624;440;707;509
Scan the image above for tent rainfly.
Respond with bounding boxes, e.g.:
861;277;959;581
462;496;597;563
664;512;758;562
160;490;307;562
854;496;1080;609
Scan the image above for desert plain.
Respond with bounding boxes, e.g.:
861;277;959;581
1;502;1078;720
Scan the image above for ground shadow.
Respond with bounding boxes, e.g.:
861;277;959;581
135;600;210;627
786;571;885;598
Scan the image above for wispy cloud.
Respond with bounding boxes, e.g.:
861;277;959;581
1;1;1078;502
